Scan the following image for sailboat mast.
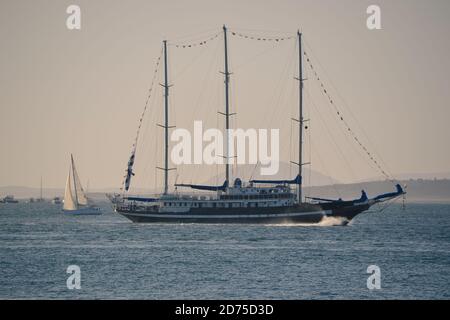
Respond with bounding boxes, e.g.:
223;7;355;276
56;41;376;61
223;25;231;189
40;176;43;200
162;40;170;195
297;30;303;203
71;154;78;205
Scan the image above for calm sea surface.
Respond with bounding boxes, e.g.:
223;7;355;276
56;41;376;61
0;202;449;299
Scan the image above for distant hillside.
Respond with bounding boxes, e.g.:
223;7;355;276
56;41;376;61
203;162;339;186
359;172;450;183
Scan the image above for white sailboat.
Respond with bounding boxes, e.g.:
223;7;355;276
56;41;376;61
63;154;102;215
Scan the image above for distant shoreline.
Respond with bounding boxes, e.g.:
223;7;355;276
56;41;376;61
2;178;450;204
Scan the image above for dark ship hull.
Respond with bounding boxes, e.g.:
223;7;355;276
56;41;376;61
115;201;370;224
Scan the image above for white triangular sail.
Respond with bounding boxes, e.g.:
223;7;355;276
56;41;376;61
71;159;88;206
63;170;77;210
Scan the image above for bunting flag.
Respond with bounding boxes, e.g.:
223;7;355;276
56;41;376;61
304;50;393;182
121;48;163;192
230;30;294;42
170;32;220;48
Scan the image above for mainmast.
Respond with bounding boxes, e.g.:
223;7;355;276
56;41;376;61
162;40;170;195
297;30;303;203
222;25;231;189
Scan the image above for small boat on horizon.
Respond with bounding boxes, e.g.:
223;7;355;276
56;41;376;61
35;176;45;202
1;195;19;203
51;197;62;205
63;154;102;215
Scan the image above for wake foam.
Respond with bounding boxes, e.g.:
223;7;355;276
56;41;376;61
317;216;349;226
266;216;349;227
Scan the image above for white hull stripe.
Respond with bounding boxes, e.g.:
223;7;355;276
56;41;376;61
120;210;331;219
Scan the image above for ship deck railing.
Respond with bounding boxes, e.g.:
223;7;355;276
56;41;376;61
122;192;222;202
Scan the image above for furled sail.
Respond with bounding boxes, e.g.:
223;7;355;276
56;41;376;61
63;170;77;210
250;174;301;185
175;180;228;192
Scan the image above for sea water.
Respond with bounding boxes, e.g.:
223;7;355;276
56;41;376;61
0;202;449;299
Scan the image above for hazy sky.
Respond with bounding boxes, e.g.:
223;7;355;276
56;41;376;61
1;0;449;190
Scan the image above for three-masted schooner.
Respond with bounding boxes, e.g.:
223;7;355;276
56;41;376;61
109;25;404;224
63;154;101;215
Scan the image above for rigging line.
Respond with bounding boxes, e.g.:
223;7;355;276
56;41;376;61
270;40;297;126
302;46;377;171
216;110;220;186
277;75;297;172
260;38;296;130
305;85;358;184
303;49;394;183
231;26;294;33
137;63;165;190
191;38;221;124
303;77;312;196
133;99;156;190
135;79;162;190
230;53;238;180
121;47;163;191
248;39;296;178
229;28;295;41
309;138;342;199
169;31;221;48
247;45;292;178
269;39;297;164
167;27;221;41
289;115;293;179
232;31;292;128
229;27;295;115
288;56;298;183
232;43;281;71
207;75;223;183
303;39;392;173
171;40;212;82
307;116;312;198
373;195;402;213
188;37;222;184
213;67;222;185
306;71;377;181
306;88;359;184
302;39;396;182
136;69;164;193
